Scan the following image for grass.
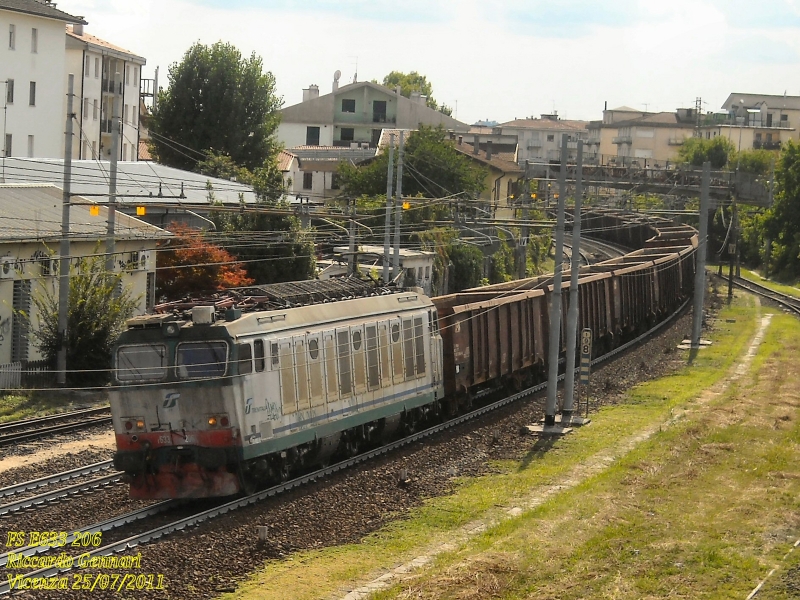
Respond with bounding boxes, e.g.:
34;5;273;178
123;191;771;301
224;293;799;600
0;391;96;423
739;267;800;298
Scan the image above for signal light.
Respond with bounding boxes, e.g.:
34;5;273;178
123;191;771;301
136;206;146;216
220;416;229;427
402;201;410;210
208;416;217;426
125;421;133;430
89;205;100;216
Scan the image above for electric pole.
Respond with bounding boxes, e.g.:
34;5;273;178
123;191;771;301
106;72;120;275
383;133;395;283
393;131;404;278
57;74;75;386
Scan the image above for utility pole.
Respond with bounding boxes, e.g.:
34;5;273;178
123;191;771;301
383;133;395;283
544;134;568;426
517;178;529;279
105;72;120;275
562;140;584;419
392;131;404;279
690;162;711;361
57;74;75;386
348;197;356;276
727;202;737;304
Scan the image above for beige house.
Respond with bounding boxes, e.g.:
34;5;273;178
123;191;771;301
277;80;469;150
451;137;523;212
0;184;168;368
698;93;800;152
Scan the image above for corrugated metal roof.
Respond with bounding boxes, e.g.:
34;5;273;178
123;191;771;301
0;184;169;242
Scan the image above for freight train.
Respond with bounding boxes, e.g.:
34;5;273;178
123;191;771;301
110;210;698;499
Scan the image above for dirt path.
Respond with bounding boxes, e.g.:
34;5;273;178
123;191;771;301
0;429;115;473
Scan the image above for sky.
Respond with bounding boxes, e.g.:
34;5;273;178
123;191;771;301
62;0;800;125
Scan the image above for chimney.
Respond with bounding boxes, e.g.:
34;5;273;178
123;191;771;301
473;135;479;155
604;100;607;111
72;22;83;36
458;135;463;145
395;85;402;95
486;140;493;161
410;91;421;105
302;84;319;102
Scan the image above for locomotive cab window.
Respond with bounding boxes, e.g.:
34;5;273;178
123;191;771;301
177;341;228;379
254;339;265;372
270;342;279;369
117;344;167;382
237;343;252;375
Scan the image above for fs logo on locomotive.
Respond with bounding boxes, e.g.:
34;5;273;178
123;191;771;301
163;392;180;409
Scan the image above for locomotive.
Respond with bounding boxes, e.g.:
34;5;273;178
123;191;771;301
110;210;698;499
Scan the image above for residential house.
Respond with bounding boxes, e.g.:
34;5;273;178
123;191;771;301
0;184;168;367
450;134;523;211
0;0;85;159
285;146;374;202
66;23;146;162
496;115;589;164
698;93;800;152
588;106;652;160
277;79;469;150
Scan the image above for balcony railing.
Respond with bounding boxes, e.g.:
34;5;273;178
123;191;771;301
668;137;686;146
334;112;396;125
612;136;632;144
101;79;123;94
526;140;542;149
372;113;395;124
753;140;781;150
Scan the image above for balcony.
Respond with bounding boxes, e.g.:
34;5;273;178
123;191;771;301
333;140;372;148
526;140;542;149
753;140;781;150
613;135;632;144
335;111;396;125
586;138;600;146
668;137;686;146
101;79;123;94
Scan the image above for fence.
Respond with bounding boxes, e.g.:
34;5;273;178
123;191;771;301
0;359;56;391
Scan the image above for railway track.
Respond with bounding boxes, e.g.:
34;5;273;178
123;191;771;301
0;296;690;593
0;461;119;516
725;275;800;317
0;407;111;447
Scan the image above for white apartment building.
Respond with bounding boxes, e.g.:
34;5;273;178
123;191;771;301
497;114;589;164
66;23;145;162
1;0;85;160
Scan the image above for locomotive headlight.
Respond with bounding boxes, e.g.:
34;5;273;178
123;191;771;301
124;421;133;430
208;416;217;426
136;420;145;429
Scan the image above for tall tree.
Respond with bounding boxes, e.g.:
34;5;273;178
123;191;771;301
381;71;452;116
763;140;800;279
151;42;282;171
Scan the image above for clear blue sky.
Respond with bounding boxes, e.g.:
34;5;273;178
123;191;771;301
65;0;800;124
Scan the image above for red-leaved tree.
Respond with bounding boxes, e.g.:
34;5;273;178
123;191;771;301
156;223;253;301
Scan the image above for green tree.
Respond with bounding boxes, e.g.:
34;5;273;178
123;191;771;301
339;126;486;200
447;243;485;292
763;140;800;279
212;207;316;284
27;252;138;385
735;149;774;175
381;71;452;115
151;42;282;171
198;150;285;202
677;137;735;169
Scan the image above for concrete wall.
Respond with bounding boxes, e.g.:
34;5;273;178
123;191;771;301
277;122;335;147
0;11;67;158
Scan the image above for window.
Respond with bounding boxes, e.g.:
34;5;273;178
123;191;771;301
402;319;415;378
85;55;90;76
132;109;137;126
122;143;127;161
237;343;252;374
134;66;139;87
341;98;355;113
352;330;362;350
125;66;130;86
177;341;228;379
340;127;354;142
9;24;15;50
91;141;96;158
413;317;425;375
93;99;98;120
425;266;430;279
4;134;11;157
5;79;13;104
30;28;37;53
308;339;319;360
271;342;279;367
26;135;33;158
303;172;313;189
254;339;265;372
306;126;320;146
29;81;35;106
116;344;168;382
417;267;423;280
547;134;555;142
365;325;379;389
83;98;89;119
331;172;340;190
123;104;128;124
94;57;99;78
337;331;352;395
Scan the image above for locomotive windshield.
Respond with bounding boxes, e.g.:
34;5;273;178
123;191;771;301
176;341;228;379
117;344;168;382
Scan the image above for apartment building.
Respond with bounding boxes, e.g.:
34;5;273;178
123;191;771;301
0;0;85;159
66;23;146;162
496;115;588;164
698;93;800;152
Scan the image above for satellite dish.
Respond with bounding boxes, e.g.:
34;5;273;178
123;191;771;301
333;70;341;82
